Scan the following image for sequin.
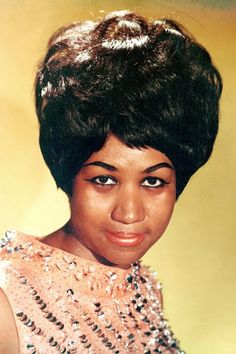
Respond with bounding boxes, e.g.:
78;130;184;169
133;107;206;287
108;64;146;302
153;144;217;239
0;231;184;353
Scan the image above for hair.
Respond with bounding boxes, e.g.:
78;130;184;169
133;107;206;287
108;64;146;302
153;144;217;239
35;10;222;198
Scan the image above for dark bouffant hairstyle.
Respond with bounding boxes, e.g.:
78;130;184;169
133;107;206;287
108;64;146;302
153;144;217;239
35;10;222;198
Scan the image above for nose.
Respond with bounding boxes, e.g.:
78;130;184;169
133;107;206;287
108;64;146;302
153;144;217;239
111;187;145;224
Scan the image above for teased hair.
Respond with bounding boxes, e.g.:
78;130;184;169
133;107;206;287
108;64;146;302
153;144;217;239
35;11;222;197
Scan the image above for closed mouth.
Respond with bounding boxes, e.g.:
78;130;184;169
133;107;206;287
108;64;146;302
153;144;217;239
105;231;145;247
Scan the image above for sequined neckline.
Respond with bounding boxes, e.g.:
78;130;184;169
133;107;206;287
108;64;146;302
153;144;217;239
34;234;132;273
1;230;184;353
5;231;136;298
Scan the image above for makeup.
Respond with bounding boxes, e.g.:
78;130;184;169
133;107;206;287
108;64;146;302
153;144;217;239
105;231;145;247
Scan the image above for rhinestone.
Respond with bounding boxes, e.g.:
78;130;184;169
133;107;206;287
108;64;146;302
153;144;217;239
39;302;47;310
105;342;112;347
20;314;27;321
92;324;98;331
46;312;53;319
67;288;74;295
68;340;76;346
72;320;80;329
16;311;24;317
19;276;27;284
135;305;142;312
56;321;64;329
5;230;15;240
108;272;117;280
105;323;112;329
0;239;7;247
49;316;57;322
69;261;77;269
25;319;33;326
144;331;151;336
27;343;35;349
36;298;43;304
128;333;134;340
126;275;133;283
84;343;91;349
35;327;42;335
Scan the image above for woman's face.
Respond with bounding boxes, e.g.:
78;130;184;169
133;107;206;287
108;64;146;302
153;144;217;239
69;134;176;269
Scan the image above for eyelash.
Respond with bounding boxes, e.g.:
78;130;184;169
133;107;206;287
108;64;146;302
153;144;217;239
85;175;169;188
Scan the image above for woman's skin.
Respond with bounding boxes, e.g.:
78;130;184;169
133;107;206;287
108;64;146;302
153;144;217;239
0;288;19;353
0;134;176;351
42;134;176;269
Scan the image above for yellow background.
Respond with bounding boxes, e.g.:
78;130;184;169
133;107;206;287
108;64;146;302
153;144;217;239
0;1;235;353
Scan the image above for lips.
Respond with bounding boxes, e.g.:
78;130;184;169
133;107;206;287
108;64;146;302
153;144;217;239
105;231;145;247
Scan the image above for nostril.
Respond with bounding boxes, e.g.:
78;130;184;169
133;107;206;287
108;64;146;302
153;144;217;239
111;203;145;224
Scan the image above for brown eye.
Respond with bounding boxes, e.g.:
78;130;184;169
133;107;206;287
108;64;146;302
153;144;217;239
87;175;117;185
141;177;168;188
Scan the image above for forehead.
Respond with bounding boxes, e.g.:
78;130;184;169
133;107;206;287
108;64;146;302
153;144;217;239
85;135;173;169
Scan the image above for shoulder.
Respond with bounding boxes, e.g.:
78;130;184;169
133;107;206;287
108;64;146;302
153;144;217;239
0;288;19;353
0;230;35;262
0;230;18;255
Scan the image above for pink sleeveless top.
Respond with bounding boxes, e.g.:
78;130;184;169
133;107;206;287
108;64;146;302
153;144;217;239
0;230;184;354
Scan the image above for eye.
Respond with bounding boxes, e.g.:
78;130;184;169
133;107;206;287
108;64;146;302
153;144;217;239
141;177;169;188
85;175;117;186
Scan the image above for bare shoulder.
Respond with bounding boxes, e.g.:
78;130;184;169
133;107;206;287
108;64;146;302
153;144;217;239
0;288;19;354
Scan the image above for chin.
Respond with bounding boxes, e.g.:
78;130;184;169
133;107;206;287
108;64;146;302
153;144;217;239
105;252;145;269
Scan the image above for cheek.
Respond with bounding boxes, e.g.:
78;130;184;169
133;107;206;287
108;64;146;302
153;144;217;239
148;194;175;233
70;188;113;224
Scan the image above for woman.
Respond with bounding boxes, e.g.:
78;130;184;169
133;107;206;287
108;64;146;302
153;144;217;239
0;10;222;354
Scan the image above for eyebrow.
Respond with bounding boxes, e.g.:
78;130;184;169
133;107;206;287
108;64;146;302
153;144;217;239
83;161;174;172
143;162;174;173
83;161;117;171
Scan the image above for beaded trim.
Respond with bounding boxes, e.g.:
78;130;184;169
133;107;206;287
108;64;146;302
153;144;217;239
0;230;185;353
